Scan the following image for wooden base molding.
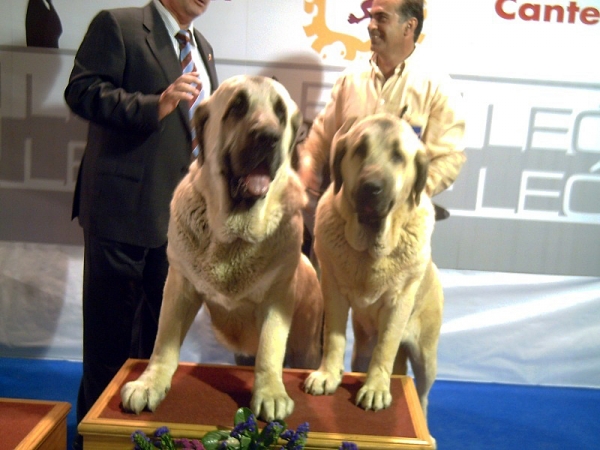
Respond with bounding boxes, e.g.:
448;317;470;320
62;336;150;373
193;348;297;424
79;359;434;449
1;398;70;450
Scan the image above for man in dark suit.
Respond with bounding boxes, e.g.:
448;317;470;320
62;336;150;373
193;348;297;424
64;1;217;447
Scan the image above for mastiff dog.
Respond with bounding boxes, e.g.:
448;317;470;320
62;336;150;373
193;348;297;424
304;113;443;436
121;75;323;422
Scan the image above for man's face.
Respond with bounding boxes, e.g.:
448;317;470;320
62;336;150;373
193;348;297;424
368;0;405;57
163;0;210;26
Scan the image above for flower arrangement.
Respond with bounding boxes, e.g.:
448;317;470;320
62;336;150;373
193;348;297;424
131;407;358;450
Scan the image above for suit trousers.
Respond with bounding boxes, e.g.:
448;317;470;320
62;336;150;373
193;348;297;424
76;230;168;425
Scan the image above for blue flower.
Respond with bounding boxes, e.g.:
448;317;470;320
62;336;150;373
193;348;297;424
263;421;283;436
255;421;283;446
154;426;170;438
280;429;294;440
339;442;359;450
131;430;149;443
296;422;310;436
231;413;257;439
130;430;152;450
281;422;310;450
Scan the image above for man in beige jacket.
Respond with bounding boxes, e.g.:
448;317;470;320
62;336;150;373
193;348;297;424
298;0;465;234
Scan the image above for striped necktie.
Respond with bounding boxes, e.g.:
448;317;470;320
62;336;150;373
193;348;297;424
175;29;203;158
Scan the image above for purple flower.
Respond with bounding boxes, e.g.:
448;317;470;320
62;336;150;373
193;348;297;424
190;439;204;449
176;437;206;449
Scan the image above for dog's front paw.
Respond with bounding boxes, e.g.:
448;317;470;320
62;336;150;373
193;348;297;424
251;384;294;422
303;370;342;395
120;378;170;414
355;381;392;411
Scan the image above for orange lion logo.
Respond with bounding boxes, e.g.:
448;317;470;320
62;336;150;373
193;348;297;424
304;0;426;61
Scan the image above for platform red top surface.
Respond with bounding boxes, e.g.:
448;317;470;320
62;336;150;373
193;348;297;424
0;400;55;448
100;361;417;439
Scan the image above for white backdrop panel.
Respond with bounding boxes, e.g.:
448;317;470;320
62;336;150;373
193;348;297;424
1;242;598;389
0;1;599;389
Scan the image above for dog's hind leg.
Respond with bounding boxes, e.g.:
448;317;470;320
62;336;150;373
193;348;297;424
406;340;438;422
407;265;442;448
285;256;324;369
406;337;439;449
350;312;377;373
120;266;204;414
393;345;409;375
286;300;323;369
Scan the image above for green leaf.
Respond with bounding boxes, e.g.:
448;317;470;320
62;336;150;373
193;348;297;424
202;430;231;450
234;406;254;425
160;433;177;450
131;432;154;450
239;434;252;448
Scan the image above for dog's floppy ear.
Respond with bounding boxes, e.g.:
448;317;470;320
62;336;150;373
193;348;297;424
332;138;346;194
412;149;429;206
193;104;210;165
330;117;357;194
289;109;303;154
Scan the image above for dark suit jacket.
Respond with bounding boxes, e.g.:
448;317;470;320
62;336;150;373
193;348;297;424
65;2;218;248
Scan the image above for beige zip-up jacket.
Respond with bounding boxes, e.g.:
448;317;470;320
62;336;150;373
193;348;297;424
299;45;466;222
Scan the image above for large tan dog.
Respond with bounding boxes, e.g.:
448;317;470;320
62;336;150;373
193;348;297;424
304;113;443;431
121;75;323;422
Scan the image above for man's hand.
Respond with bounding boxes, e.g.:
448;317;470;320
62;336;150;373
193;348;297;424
158;72;202;120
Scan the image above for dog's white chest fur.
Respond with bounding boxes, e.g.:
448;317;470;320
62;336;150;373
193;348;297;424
315;187;434;306
167;166;300;303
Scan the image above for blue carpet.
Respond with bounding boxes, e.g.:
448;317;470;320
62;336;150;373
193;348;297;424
0;357;81;450
1;357;599;449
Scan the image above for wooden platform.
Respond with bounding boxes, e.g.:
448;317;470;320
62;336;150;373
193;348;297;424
0;398;71;450
79;359;434;449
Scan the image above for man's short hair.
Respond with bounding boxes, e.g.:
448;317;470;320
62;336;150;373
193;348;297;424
397;0;424;42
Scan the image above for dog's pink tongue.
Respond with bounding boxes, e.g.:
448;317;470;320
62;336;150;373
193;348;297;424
244;173;270;196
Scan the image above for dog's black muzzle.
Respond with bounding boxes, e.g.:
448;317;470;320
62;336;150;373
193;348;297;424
228;126;283;204
355;178;394;229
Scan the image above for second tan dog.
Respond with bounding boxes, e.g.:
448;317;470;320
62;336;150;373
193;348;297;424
304;114;443;435
121;75;323;422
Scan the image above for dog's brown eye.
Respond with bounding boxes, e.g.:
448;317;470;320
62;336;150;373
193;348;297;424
224;92;249;120
391;141;403;164
391;150;403;164
355;138;368;159
273;97;287;126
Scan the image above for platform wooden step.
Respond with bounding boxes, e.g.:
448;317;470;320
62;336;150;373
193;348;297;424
79;358;434;449
1;398;71;450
